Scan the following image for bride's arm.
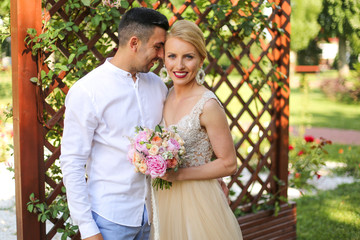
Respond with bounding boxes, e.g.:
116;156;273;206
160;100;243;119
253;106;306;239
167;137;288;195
161;99;237;181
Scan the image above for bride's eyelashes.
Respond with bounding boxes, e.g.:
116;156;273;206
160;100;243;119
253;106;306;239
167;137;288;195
166;53;196;60
167;53;176;59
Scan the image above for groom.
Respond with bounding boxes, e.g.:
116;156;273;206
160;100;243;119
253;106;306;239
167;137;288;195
60;7;169;240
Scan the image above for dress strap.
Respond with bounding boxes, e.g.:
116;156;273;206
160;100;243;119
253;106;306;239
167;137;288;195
191;91;223;128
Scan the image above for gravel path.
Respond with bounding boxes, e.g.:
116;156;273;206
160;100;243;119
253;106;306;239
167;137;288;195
0;161;16;240
291;126;360;145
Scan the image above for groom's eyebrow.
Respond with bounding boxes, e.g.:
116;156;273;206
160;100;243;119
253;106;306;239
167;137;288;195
154;42;165;49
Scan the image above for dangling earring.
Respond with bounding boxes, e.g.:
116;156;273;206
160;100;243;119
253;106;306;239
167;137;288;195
196;67;205;85
159;65;170;83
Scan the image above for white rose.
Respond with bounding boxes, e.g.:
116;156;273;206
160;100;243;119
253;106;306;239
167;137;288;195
149;145;159;155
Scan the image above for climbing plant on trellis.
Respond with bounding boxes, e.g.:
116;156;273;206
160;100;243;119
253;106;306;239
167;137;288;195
13;0;291;239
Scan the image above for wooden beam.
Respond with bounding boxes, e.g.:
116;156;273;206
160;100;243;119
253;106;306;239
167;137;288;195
271;0;291;199
10;0;45;239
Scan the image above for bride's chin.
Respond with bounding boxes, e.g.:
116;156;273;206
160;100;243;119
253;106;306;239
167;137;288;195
173;78;196;86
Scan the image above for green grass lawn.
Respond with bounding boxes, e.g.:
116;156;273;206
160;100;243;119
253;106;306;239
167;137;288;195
295;182;360;240
323;143;360;163
290;88;360;131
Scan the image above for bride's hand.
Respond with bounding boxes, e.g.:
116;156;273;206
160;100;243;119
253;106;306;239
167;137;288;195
160;170;179;182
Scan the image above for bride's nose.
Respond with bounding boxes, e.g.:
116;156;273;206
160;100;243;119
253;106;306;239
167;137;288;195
176;58;185;69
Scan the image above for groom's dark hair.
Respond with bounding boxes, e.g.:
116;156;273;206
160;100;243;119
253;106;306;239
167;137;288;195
118;7;169;46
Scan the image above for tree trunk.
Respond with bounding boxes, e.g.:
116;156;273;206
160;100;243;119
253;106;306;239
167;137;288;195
338;36;349;79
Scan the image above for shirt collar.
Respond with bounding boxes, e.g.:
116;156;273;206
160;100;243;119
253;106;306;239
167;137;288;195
104;58;135;79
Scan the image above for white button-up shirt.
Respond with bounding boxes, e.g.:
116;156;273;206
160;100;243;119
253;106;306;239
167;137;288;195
60;59;168;238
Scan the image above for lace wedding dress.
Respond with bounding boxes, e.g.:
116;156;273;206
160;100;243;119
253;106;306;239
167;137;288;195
154;91;243;240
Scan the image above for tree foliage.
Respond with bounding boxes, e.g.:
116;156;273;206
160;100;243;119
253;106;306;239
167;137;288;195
0;0;10;44
290;0;322;52
0;0;10;17
318;0;360;54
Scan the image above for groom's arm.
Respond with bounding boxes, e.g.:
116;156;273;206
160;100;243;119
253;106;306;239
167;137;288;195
60;84;100;239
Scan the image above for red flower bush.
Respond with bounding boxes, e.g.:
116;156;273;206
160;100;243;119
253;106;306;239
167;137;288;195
304;135;315;143
288;135;332;192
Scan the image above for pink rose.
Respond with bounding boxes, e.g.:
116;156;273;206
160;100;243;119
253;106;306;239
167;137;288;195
145;155;167;178
127;147;136;162
128;147;145;164
167;138;180;152
134;131;149;155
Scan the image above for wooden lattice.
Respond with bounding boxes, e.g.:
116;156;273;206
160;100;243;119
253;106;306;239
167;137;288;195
12;0;291;239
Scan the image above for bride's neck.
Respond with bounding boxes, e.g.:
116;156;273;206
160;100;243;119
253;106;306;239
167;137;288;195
172;82;201;101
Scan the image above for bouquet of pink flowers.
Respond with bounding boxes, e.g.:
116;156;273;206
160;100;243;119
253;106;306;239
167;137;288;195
128;125;185;190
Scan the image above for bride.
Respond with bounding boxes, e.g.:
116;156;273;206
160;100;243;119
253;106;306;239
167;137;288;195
154;20;243;240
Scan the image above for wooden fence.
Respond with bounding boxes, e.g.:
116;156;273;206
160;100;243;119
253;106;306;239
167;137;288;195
11;0;293;239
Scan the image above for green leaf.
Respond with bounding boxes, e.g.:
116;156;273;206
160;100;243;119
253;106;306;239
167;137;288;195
81;0;91;6
41;70;47;79
27;28;37;37
30;77;39;84
40;214;47;223
50;44;58;51
155;125;162;133
58;33;65;40
27;204;34;213
92;15;101;27
101;22;107;33
57;64;69;72
120;0;129;8
72;25;79;32
76;45;88;57
48;70;54;80
68;53;76;64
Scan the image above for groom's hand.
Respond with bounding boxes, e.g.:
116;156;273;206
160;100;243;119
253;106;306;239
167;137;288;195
83;233;104;240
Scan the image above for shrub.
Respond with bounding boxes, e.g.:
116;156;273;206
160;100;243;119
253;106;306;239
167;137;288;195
320;63;360;104
288;135;332;193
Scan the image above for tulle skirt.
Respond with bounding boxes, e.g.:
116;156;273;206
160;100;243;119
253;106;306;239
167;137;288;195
154;179;243;240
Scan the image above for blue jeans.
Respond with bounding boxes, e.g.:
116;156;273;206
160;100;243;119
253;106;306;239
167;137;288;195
92;205;150;240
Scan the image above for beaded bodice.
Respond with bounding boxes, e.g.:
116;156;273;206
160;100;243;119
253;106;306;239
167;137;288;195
166;91;222;168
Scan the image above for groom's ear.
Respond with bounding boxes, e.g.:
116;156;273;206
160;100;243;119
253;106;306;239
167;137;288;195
129;36;140;52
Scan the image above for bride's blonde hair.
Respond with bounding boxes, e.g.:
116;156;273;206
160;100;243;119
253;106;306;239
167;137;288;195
167;20;207;60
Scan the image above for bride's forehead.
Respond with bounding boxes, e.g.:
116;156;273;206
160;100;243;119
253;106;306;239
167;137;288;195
165;38;197;51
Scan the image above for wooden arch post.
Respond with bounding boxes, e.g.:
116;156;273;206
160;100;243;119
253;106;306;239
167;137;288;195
11;0;45;239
